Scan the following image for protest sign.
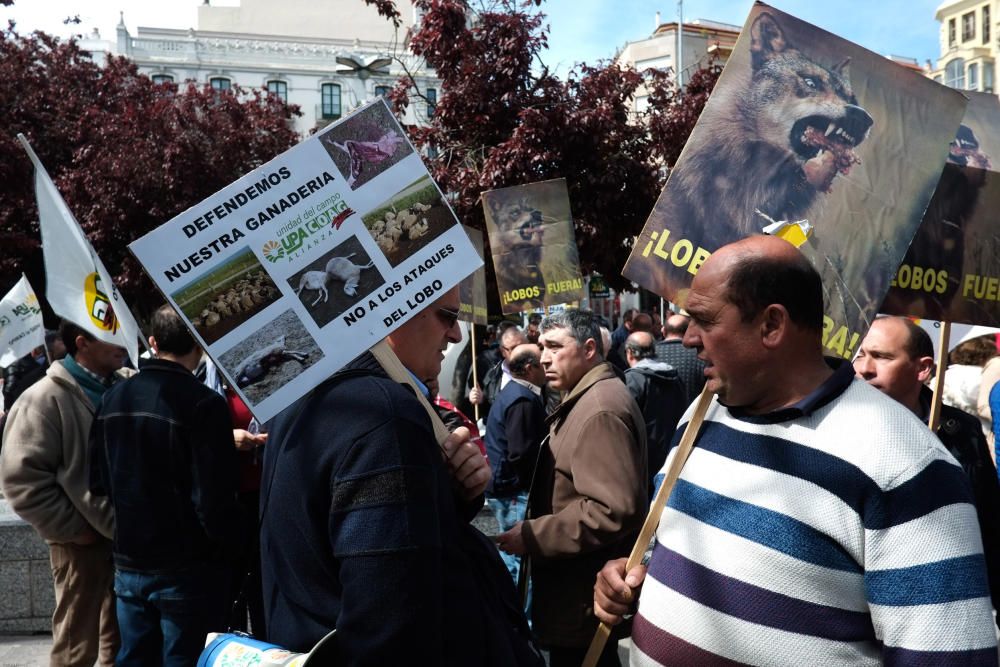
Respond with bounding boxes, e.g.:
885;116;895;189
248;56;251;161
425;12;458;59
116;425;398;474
130;99;482;422
458;225;488;325
482;178;585;313
621;2;967;359
20;135;143;366
881;92;1000;326
0;275;45;367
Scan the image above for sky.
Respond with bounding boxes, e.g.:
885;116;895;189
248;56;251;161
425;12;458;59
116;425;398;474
2;0;945;75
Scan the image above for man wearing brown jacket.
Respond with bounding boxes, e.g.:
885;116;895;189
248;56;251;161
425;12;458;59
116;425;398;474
497;309;646;667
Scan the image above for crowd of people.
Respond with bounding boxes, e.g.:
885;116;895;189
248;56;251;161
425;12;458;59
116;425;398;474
2;235;1000;665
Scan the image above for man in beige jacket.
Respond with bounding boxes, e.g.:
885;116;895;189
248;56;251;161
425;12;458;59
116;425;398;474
1;320;130;667
497;309;646;667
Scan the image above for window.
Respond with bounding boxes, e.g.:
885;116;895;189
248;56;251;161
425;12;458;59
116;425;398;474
950;18;957;46
946;58;966;88
963;11;976;41
266;80;288;102
426;87;437;117
969;62;979;89
985;62;995;92
210;77;232;92
321;83;341;119
985;6;991;44
151;74;173;85
375;85;391;98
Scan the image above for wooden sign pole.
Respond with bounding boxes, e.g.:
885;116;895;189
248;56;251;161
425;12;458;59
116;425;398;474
581;384;715;667
928;321;952;433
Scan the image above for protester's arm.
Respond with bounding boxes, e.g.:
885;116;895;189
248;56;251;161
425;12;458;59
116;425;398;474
441;426;489;520
965;428;1000;628
328;416;450;663
519;411;644;557
977;358;1000;428
505;398;546;486
0;400;91;542
865;450;998;663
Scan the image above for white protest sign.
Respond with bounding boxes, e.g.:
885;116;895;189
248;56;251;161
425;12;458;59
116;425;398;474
0;275;45;367
130;99;482;422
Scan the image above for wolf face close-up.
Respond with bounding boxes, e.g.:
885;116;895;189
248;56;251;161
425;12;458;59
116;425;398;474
666;11;874;251
489;196;547;308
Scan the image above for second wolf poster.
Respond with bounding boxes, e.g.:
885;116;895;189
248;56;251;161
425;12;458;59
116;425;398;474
622;1;967;358
881;91;1000;326
482;178;585;313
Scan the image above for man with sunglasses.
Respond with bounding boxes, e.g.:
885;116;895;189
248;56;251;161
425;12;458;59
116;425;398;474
261;287;542;665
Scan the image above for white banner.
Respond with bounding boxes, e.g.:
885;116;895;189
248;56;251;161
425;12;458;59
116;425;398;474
0;275;45;367
19;135;142;366
130;99;482;422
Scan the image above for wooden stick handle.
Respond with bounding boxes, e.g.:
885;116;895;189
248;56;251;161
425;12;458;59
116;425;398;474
470;323;480;423
581;383;715;667
370;339;451;445
928;321;951;433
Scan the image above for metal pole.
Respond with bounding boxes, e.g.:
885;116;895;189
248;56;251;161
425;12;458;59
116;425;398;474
676;0;684;90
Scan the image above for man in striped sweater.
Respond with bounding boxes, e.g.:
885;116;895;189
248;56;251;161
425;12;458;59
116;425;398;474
594;235;998;665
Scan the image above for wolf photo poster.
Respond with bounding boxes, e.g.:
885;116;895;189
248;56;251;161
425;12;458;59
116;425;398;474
482;178;585;313
622;2;967;359
882;91;1000;326
458;225;489;326
130;99;481;422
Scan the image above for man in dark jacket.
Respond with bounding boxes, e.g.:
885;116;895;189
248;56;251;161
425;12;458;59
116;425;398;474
485;343;547;584
469;325;527;420
261;287;542;666
90;305;244;665
654;313;706;405
624;331;686;498
854;315;1000;626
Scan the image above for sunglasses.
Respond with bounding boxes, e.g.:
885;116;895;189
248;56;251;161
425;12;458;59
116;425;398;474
436;306;461;328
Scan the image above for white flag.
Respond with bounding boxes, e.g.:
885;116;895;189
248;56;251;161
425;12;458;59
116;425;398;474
19;135;141;366
0;275;46;367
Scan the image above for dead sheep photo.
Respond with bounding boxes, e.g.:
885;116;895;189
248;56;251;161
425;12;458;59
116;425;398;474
318;100;414;190
217;309;323;406
287;234;385;328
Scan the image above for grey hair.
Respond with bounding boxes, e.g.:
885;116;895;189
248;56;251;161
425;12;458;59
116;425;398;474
540;309;603;356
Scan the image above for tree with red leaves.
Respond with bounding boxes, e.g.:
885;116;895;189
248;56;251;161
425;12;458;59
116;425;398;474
0;24;300;318
370;0;721;298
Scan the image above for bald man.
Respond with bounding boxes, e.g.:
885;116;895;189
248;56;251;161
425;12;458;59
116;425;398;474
624;331;685;499
594;236;997;664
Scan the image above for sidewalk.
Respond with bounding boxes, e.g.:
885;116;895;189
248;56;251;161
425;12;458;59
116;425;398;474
0;633;50;667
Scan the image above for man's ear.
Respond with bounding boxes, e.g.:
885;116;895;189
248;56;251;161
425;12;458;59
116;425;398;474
582;337;599;361
916;356;935;384
148;336;159;356
760;304;789;350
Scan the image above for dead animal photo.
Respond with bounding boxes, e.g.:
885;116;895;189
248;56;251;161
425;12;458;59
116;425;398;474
318;99;414;190
217;309;323;406
286;234;385;328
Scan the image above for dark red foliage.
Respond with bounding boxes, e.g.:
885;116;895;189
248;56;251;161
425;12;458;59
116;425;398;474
391;0;721;298
0;25;300;318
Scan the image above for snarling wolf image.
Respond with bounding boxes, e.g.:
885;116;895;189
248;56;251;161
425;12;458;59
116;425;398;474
488;196;547;309
661;11;874;251
234;336;309;388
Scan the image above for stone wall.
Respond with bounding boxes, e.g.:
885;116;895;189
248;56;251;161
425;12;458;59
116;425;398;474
0;500;53;633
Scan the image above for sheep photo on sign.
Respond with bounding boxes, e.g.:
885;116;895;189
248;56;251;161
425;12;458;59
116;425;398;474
130;98;482;422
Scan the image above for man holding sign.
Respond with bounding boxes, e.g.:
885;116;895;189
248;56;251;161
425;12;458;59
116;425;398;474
594;237;997;664
261;287;541;665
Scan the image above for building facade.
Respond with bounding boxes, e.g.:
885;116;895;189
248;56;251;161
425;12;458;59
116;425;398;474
615;16;740;114
112;0;440;134
929;0;997;92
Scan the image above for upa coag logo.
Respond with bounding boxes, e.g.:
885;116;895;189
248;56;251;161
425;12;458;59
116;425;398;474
260;193;354;263
84;272;119;333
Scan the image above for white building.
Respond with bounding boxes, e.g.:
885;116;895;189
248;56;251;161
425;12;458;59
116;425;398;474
928;0;997;92
616;15;740;114
111;0;440;134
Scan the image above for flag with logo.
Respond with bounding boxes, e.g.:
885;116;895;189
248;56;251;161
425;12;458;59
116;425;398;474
0;275;45;367
19;135;141;366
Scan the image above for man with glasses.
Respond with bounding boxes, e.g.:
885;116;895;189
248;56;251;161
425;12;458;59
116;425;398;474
261;287;519;664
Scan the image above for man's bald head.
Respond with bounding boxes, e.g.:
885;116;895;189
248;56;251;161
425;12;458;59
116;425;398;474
624;331;656;367
509;342;545;386
696;235;824;333
663;313;689;339
500;326;528;360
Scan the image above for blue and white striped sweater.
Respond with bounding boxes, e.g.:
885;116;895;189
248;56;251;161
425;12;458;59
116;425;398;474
634;378;998;666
